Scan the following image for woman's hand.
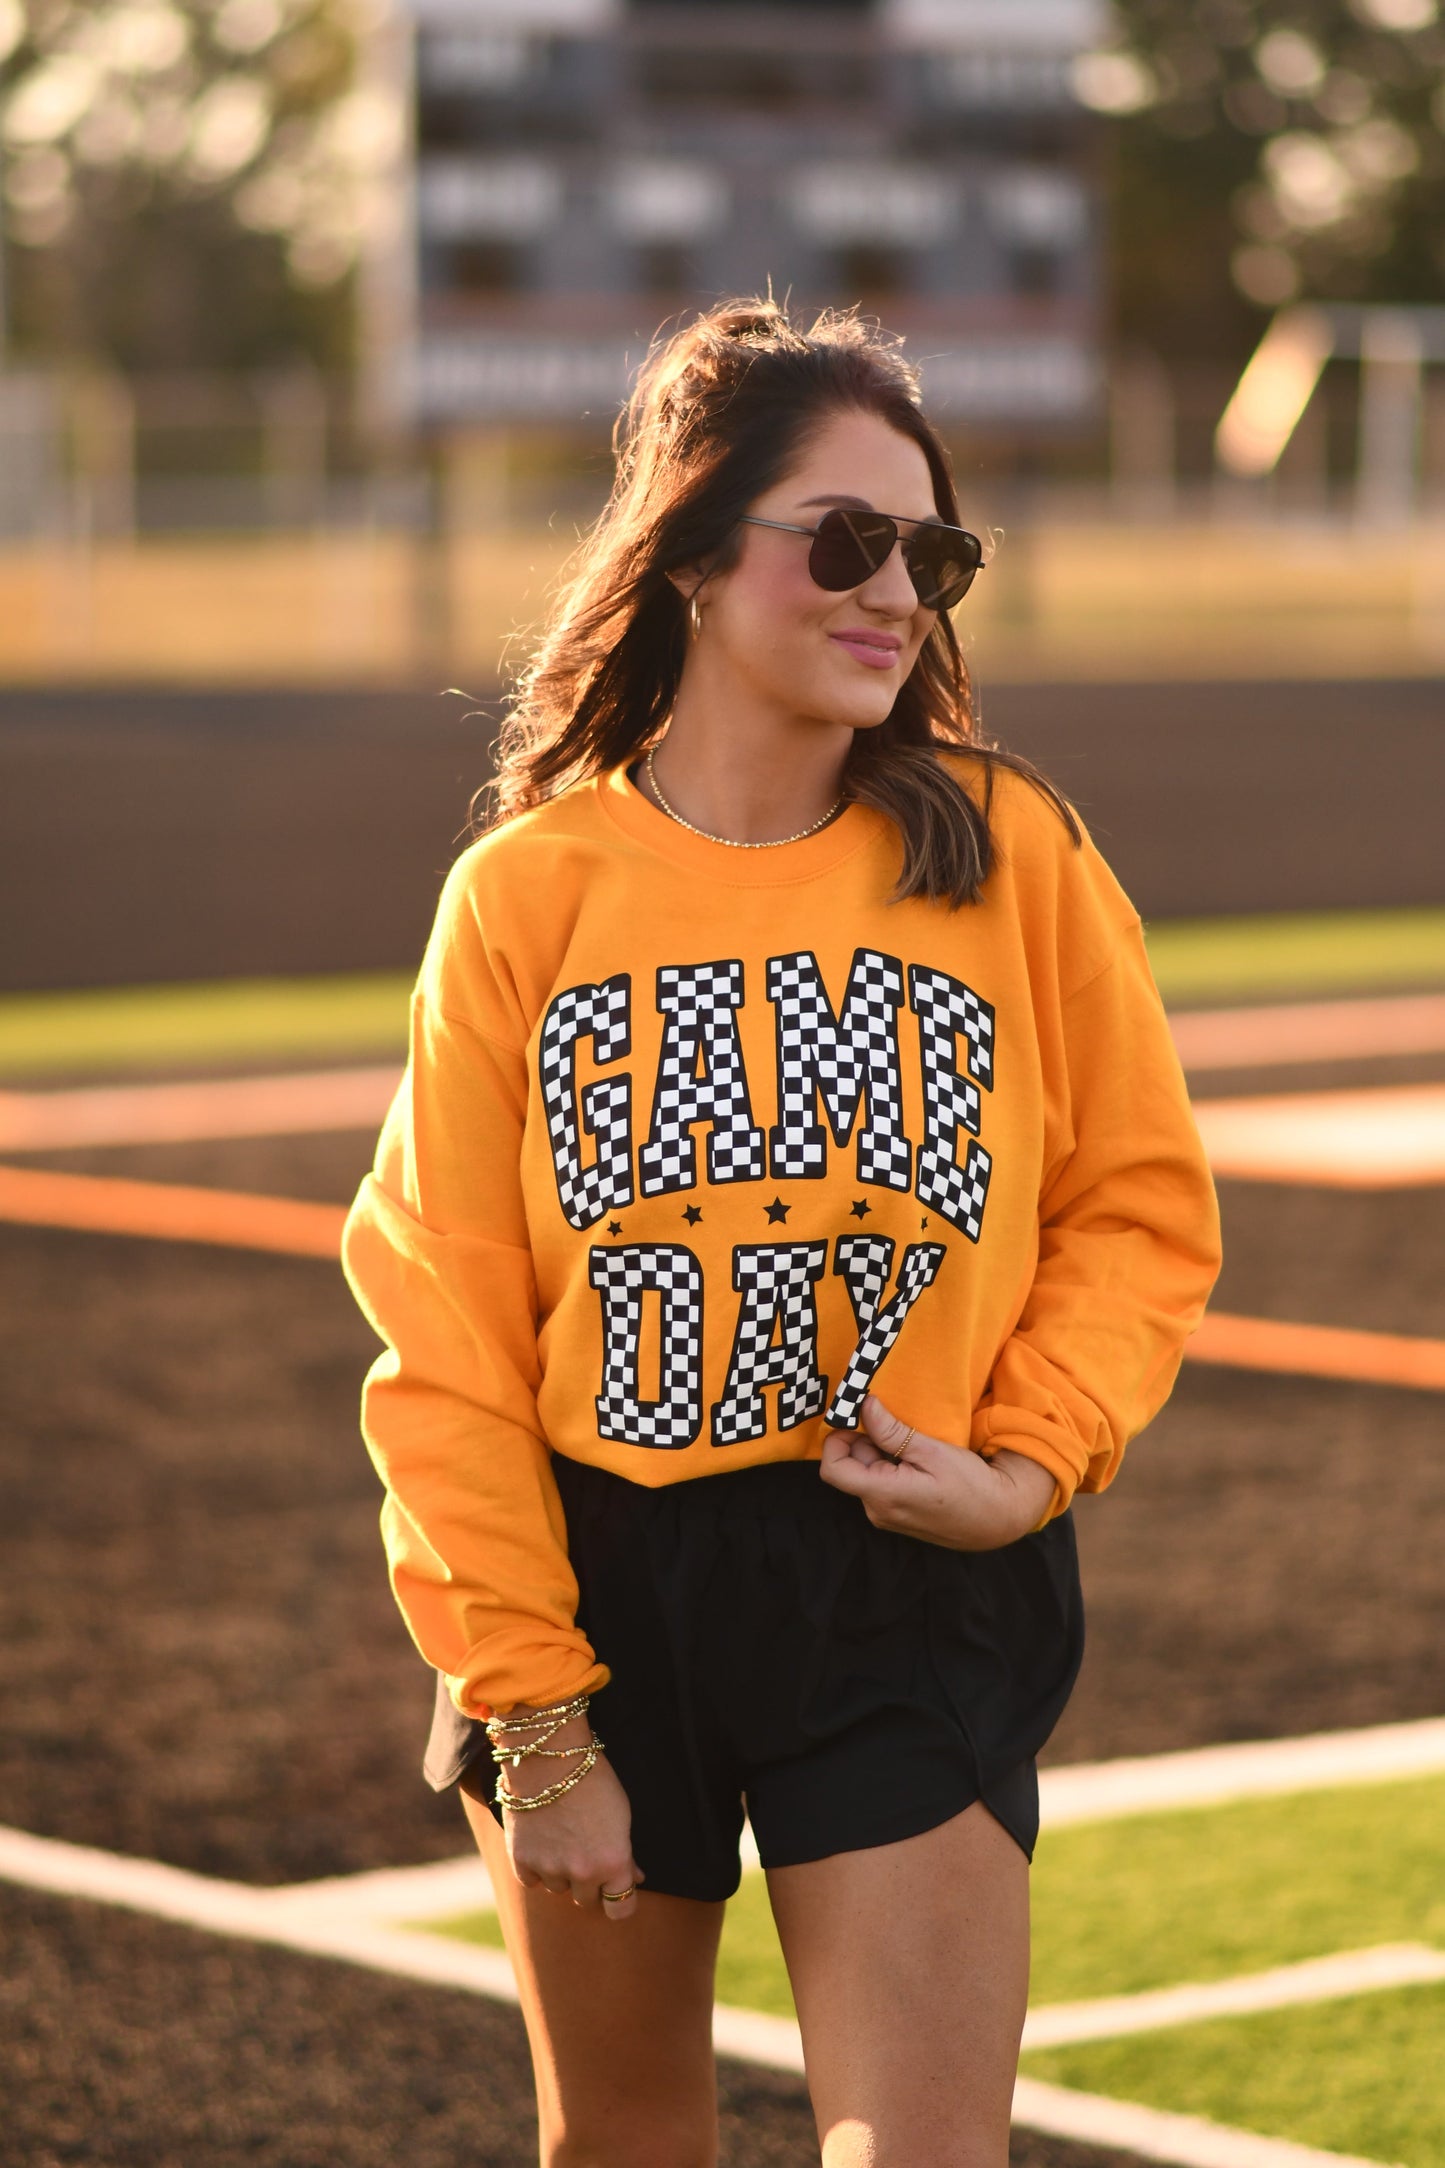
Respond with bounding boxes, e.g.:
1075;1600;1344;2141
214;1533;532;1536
818;1393;1058;1550
466;1704;646;1923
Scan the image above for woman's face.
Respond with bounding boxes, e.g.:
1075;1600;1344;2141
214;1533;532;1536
687;407;947;732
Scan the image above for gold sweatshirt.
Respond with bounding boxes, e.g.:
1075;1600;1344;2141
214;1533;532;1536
342;755;1222;1720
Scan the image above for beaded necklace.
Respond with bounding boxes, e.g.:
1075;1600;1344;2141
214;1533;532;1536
644;748;845;849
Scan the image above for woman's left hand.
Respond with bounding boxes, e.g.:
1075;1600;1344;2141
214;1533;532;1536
818;1394;1058;1550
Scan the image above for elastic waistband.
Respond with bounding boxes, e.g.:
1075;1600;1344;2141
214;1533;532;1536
550;1450;833;1526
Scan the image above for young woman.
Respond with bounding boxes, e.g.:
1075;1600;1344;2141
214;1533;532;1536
343;297;1221;2168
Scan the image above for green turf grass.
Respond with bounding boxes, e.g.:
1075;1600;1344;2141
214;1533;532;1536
0;973;412;1077
1144;906;1445;1005
1020;1980;1445;2168
424;1774;1445;2021
1030;1773;1445;2005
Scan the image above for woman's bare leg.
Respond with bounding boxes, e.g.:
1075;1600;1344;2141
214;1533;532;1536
765;1801;1030;2168
464;1793;726;2168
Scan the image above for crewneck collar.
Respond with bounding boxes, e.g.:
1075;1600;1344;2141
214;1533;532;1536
596;761;882;887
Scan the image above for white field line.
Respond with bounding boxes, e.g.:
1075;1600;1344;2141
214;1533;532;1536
5;1821;1443;2057
0;1821;1426;2168
1010;2078;1402;2168
1036;1714;1445;1828
1020;1943;1445;2050
219;1712;1445;1932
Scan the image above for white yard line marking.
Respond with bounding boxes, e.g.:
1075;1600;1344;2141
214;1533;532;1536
1191;1082;1445;1187
0;1066;402;1150
1021;1943;1445;2050
1010;2078;1400;2168
5;1821;1441;2054
1037;1715;1445;1827
1;1820;1426;2168
1171;991;1445;1073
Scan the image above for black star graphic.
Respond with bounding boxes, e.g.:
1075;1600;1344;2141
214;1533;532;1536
606;1220;623;1236
849;1199;871;1220
920;1216;929;1229
682;1204;703;1225
764;1197;790;1224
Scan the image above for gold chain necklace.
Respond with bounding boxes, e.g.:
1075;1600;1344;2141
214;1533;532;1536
644;749;845;849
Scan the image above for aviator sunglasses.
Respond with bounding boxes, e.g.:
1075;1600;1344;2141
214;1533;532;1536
738;506;984;611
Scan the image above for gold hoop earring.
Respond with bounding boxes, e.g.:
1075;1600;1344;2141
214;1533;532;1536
689;594;702;637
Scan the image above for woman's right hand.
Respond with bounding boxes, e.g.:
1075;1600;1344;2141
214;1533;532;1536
478;1704;645;1922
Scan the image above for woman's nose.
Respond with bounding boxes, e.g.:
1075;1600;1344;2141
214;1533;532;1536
858;540;920;616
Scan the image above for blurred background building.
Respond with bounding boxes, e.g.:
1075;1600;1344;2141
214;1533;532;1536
1;0;1444;678
396;0;1101;449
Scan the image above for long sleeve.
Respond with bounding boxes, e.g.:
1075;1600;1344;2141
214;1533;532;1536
342;980;610;1722
968;917;1222;1513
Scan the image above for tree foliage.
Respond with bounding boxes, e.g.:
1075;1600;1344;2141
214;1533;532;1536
1081;0;1445;363
0;0;402;369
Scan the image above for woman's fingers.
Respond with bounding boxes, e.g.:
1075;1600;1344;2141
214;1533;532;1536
595;1857;646;1924
859;1392;919;1460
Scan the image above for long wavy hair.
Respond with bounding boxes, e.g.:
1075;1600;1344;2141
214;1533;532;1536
484;294;1078;905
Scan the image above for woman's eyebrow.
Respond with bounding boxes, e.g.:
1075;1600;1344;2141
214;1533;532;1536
796;492;941;523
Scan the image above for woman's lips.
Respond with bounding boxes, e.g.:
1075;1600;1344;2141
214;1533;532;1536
829;633;900;670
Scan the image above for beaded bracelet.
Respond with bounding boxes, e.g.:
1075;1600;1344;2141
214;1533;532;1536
485;1693;592;1768
494;1735;604;1813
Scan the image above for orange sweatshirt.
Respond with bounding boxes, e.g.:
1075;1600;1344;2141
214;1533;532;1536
342;755;1221;1720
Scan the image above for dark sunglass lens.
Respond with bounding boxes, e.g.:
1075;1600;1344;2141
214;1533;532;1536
906;530;982;609
808;509;897;590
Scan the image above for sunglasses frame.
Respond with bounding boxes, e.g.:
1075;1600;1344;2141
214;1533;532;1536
737;508;985;610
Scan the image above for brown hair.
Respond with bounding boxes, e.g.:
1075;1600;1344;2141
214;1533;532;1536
485;295;1078;905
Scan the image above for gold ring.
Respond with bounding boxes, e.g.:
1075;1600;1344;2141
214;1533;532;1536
600;1884;636;1903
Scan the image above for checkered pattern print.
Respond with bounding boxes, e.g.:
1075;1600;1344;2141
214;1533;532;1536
833;1234;896;1334
710;1242;829;1447
639;959;765;1197
588;1244;704;1449
766;948;911;1189
907;964;995;1241
538;974;633;1230
825;1241;947;1430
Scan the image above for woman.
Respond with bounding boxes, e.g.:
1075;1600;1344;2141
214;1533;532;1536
342;296;1221;2168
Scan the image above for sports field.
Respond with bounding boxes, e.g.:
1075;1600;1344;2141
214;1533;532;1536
2;884;1443;2162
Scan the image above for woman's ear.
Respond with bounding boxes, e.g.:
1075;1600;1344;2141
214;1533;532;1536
665;563;708;602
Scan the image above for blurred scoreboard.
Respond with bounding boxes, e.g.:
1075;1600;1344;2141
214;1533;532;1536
394;0;1105;432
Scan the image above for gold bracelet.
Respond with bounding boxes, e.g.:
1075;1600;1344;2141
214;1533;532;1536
485;1692;590;1740
487;1702;593;1767
489;1729;587;1768
495;1736;604;1812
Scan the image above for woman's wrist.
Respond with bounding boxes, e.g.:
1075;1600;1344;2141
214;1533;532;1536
983;1449;1060;1537
487;1697;603;1807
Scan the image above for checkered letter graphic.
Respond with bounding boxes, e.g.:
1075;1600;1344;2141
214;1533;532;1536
907;964;994;1241
638;960;765;1197
538;975;634;1230
766;948;912;1189
588;1244;704;1449
710;1242;829;1447
825;1240;947;1429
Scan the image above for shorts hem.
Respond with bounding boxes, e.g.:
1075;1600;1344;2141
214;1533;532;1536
754;1781;1030;1872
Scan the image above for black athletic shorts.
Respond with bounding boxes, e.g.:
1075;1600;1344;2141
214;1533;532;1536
423;1451;1084;1903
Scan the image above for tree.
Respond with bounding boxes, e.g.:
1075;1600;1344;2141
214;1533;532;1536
0;0;403;370
1076;0;1445;364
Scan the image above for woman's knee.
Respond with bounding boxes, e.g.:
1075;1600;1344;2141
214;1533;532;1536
544;2105;716;2168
